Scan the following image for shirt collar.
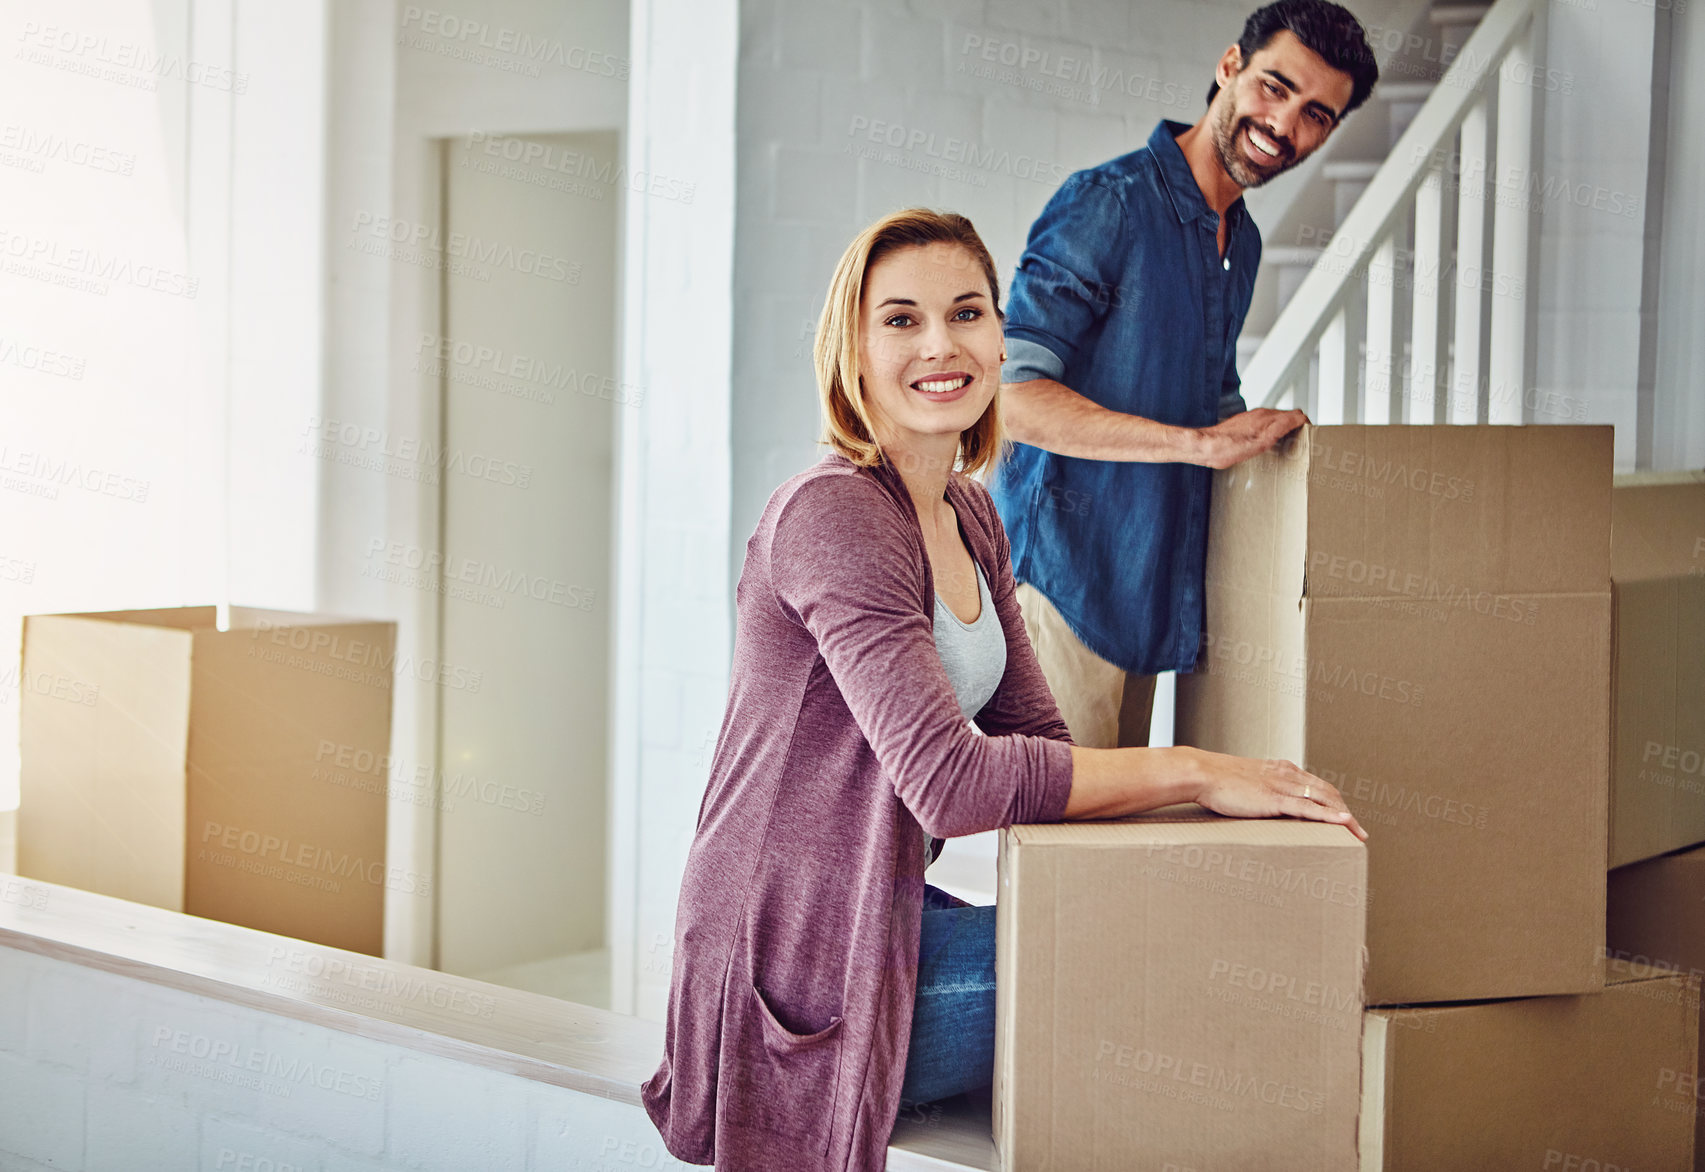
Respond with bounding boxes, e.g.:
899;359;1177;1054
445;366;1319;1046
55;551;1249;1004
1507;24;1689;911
1149;119;1244;230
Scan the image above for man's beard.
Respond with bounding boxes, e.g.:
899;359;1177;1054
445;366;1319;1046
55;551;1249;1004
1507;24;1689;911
1211;102;1296;189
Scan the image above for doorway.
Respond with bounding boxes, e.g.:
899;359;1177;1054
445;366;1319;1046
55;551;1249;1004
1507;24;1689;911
434;130;620;1005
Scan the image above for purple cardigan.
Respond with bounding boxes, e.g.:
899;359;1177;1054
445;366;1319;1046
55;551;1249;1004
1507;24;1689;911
641;452;1076;1171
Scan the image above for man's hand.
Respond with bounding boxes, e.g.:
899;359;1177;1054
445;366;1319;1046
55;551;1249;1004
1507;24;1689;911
1195;408;1308;469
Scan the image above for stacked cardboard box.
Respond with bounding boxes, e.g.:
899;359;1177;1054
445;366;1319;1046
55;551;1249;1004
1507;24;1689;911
1176;424;1611;1004
1361;969;1698;1170
1609;472;1705;867
995;811;1366;1171
18;605;396;955
1609;846;1705;1169
994;428;1699;1168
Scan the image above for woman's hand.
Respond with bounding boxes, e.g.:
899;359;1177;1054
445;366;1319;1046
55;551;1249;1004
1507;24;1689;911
1189;748;1368;840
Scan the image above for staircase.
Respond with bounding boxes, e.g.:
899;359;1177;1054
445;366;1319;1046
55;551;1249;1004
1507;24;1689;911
1237;0;1547;424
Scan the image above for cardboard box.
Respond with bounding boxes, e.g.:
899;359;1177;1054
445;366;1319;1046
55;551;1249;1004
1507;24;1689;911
1362;972;1699;1171
1610;472;1705;867
1609;845;1705;1169
18;606;396;954
994;810;1366;1172
1175;424;1612;1004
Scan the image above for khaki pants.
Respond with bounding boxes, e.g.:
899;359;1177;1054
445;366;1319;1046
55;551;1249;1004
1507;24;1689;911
1015;583;1155;749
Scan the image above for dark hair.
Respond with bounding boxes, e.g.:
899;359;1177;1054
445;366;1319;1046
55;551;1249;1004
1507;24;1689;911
1205;0;1379;119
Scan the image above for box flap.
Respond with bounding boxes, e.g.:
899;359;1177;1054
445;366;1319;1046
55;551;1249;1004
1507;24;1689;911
1611;474;1705;582
1304;425;1612;599
1009;815;1363;851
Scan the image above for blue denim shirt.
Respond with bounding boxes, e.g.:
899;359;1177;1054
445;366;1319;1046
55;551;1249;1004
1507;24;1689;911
990;119;1261;676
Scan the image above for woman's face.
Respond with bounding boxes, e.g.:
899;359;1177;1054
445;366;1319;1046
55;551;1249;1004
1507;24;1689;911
857;242;1002;456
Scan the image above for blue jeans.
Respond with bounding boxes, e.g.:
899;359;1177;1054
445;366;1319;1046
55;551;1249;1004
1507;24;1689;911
898;884;996;1106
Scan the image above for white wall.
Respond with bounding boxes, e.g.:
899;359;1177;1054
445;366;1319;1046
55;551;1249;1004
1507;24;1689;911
609;0;738;1020
0;0;326;812
1532;0;1661;470
0;946;679;1171
1650;0;1705;471
728;0;1426;578
317;0;631;966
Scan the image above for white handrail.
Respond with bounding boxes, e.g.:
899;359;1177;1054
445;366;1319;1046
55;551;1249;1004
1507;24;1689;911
1247;0;1543;411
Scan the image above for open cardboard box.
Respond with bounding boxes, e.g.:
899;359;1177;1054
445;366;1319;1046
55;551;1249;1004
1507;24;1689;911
18;605;397;954
1177;424;1612;1004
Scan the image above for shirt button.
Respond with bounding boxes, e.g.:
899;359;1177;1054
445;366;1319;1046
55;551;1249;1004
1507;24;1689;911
1222;257;1230;271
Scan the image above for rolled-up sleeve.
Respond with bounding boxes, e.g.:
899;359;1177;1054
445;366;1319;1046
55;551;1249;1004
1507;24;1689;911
1003;174;1129;382
769;476;1074;837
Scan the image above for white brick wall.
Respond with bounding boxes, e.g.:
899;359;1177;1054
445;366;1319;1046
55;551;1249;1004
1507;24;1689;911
0;946;675;1171
728;0;1424;574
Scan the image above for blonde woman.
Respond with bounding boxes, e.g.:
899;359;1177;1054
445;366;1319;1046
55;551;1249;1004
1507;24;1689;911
640;209;1364;1172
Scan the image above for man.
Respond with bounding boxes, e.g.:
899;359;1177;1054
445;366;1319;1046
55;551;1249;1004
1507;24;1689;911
992;0;1379;748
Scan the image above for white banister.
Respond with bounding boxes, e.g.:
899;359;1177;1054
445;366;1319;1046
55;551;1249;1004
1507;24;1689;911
1248;0;1543;416
1488;26;1539;424
1364;234;1397;424
1451;97;1490;423
1318;305;1352;424
1410;164;1447;422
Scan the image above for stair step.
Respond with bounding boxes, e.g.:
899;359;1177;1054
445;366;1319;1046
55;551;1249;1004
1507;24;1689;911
1265;246;1325;267
1428;3;1491;26
1381;81;1437;103
1323;160;1382;182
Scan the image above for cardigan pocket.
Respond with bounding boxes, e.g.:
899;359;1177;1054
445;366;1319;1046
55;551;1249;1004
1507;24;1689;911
727;982;844;1156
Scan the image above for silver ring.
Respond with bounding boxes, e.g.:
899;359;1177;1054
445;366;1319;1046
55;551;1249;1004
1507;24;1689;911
1303;785;1311;801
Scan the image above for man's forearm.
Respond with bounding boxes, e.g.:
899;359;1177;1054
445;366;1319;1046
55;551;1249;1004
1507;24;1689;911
1002;378;1208;463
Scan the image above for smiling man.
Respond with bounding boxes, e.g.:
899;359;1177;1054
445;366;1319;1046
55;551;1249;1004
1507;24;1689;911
991;0;1378;749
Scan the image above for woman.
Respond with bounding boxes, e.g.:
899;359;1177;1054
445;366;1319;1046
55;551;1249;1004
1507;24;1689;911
640;209;1365;1172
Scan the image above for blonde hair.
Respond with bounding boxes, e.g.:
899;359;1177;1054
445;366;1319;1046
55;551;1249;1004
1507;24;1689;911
814;209;1005;477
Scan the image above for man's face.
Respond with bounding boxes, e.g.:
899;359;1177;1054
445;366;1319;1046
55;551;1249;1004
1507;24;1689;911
1210;29;1355;189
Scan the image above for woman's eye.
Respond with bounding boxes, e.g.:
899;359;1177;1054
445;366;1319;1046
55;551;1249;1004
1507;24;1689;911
884;314;914;328
953;307;982;321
